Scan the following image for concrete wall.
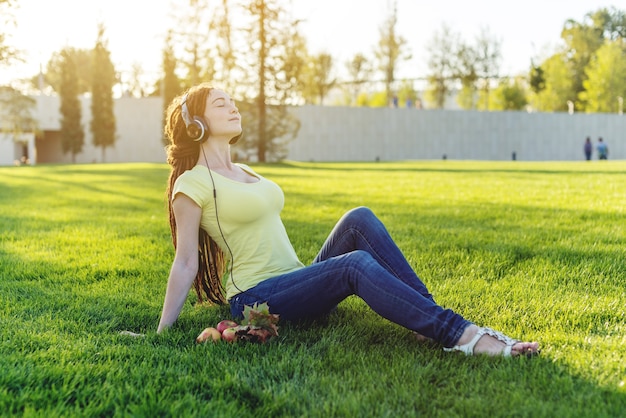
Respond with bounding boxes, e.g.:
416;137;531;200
3;96;624;166
0;132;35;166
287;106;626;162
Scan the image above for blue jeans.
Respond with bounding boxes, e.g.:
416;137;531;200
229;206;471;347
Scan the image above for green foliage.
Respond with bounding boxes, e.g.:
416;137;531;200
160;30;181;145
580;41;626;113
279;24;309;105
529;64;545;94
0;85;36;134
240;0;303;162
426;24;501;110
302;52;336;105
374;3;411;104
534;6;626;112
44;48;92;95
425;24;458;109
172;0;215;88
236;100;300;162
530;53;575;112
0;0;19;66
355;90;388;108
90;24;117;162
395;79;417;108
58;49;85;161
1;161;625;416
344;53;372;106
489;77;528;111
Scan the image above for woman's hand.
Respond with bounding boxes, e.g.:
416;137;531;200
119;330;146;338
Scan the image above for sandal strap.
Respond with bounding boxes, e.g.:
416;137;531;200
444;327;519;356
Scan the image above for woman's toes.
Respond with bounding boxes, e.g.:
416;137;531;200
511;341;540;357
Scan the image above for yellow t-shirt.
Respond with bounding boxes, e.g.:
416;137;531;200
172;164;304;299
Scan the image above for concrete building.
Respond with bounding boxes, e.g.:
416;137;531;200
1;95;164;166
1;95;624;166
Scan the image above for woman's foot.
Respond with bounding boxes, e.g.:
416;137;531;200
447;324;540;357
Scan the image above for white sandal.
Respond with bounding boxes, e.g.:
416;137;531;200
444;327;532;357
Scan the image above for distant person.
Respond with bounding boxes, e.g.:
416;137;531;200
596;137;608;160
584;137;592;161
392;94;399;108
153;83;540;357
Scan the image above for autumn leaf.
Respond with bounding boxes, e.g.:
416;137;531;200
241;302;280;340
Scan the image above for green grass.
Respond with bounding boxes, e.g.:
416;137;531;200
0;160;624;417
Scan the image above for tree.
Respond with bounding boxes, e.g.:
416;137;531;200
0;86;36;135
489;77;528;111
558;7;626;110
355;90;387;107
212;0;238;94
160;30;181;145
396;79;418;108
174;0;215;89
529;63;546;94
561;17;604;109
0;0;20;66
345;53;372;106
530;53;575;112
302;52;336;105
580;40;626;113
455;42;478;109
123;62;152;98
240;0;302;162
474;27;502;110
44;48;92;94
278;20;309;105
90;24;117;162
58;48;84;162
373;1;411;105
425;24;458;109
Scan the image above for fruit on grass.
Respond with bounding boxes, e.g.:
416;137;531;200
194;303;280;344
196;327;221;343
216;319;239;334
221;327;239;342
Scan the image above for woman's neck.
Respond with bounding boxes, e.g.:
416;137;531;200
198;142;232;170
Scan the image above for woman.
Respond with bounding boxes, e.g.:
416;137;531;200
157;83;540;357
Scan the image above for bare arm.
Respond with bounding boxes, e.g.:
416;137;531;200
157;194;202;333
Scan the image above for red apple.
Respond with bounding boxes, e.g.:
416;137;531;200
221;327;239;342
216;320;238;334
196;327;221;343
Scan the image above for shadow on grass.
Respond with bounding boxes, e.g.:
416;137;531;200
267;160;626;176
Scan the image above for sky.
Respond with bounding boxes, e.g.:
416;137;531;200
2;0;626;90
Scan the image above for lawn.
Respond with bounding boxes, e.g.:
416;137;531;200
0;160;624;417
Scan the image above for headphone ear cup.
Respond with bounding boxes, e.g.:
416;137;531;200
188;116;209;142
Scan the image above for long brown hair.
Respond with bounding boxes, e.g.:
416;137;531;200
164;83;226;305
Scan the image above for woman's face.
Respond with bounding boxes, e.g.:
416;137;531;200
203;89;242;139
